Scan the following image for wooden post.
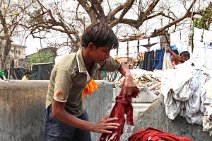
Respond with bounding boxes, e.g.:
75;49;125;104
127;40;129;58
116;46;118;57
137;39;140;53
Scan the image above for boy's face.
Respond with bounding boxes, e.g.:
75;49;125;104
180;55;189;61
91;46;111;63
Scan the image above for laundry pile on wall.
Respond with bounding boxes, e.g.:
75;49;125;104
115;60;212;136
160;60;212;136
115;69;162;96
161;61;209;124
202;73;212;136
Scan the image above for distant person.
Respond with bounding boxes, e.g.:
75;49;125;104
21;71;31;80
0;69;5;80
44;21;137;141
166;47;190;68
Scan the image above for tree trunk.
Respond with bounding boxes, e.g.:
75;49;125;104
0;38;12;70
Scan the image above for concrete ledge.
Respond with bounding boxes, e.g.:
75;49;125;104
0;80;48;141
0;80;114;141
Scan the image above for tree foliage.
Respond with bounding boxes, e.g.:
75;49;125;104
27;52;52;63
27;48;55;64
193;2;212;30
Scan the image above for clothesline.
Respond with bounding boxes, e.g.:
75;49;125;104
117;40;210;49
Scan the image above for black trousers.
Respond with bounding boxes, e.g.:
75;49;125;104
44;105;92;141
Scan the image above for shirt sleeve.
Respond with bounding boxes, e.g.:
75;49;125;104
53;68;72;102
99;56;121;72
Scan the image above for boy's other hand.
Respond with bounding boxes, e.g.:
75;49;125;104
91;115;119;134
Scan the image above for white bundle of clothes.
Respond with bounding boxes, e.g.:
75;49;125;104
202;73;212;136
161;60;210;125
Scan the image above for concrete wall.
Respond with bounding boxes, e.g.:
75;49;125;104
2;80;209;141
83;81;114;141
0;80;48;141
0;80;113;141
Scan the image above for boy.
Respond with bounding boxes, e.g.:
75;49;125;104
45;22;137;141
166;47;190;68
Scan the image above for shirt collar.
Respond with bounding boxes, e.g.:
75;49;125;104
76;49;87;73
76;49;100;78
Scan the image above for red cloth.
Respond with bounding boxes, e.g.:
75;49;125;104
128;127;193;141
99;87;139;141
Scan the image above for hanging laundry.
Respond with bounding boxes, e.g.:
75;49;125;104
162;50;172;70
143;50;154;71
153;49;165;70
205;42;212;49
128;127;193;141
170;45;178;50
99;87;139;141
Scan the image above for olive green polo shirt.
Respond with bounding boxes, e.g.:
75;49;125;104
45;49;121;117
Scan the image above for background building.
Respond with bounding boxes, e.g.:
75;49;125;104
8;44;27;67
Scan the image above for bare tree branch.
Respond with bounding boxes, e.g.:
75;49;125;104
77;0;97;23
90;0;105;19
107;4;124;20
150;0;197;37
118;0;199;41
110;0;135;27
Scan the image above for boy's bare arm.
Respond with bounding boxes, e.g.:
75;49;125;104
166;48;184;63
117;63;137;96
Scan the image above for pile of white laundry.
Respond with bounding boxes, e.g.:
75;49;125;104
202;72;212;136
115;62;212;136
161;60;212;135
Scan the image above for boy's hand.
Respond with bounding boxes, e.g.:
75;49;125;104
91;115;119;133
122;74;137;96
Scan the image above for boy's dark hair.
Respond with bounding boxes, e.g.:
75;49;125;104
81;22;118;49
180;51;190;59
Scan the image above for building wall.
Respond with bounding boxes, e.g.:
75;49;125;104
8;44;27;67
9;44;26;59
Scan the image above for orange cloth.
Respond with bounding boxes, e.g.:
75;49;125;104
82;79;98;100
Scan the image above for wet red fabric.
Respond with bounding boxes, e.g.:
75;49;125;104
128;127;193;141
99;87;139;141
